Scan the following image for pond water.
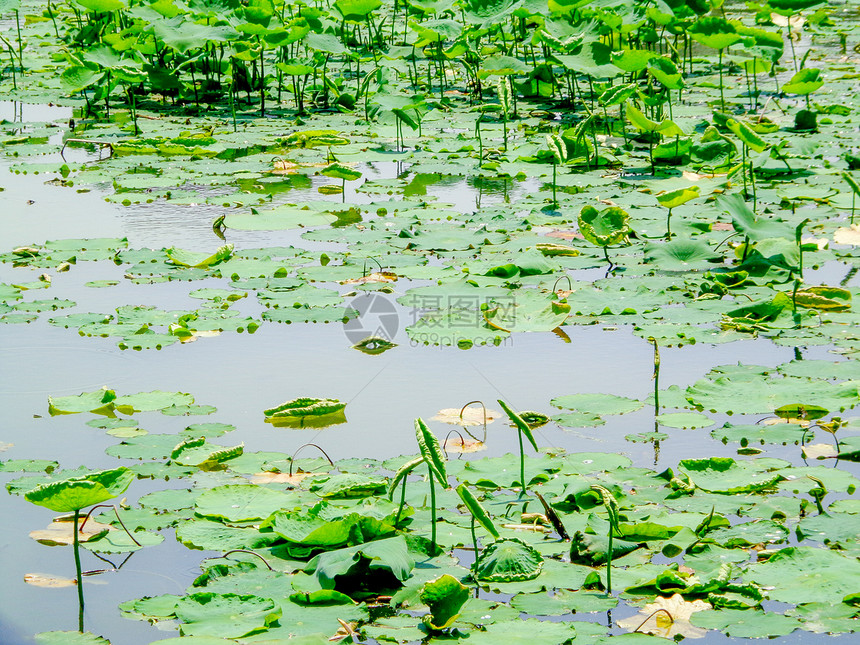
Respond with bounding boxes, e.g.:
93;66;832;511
0;5;859;636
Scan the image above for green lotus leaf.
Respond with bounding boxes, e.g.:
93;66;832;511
194;484;296;522
688;16;743;50
578;205;631;247
81;527;164;553
786;602;860;634
691;608;800;638
25;467;134;512
656;186;700;209
716;193;793;241
174;592;282;639
656;412;715;429
305;536;414;590
460;618;577;645
264;397;346;418
511;589;617;615
569;531;642;565
782;68;824;95
175;519;280;551
310;474;388;499
686;373;858;415
743;546;860;605
551;393;642;415
166;244;233;269
725;118;768;153
170;437;243;467
645;238;720;271
48;387;116;416
264;505;394;549
113;390;195;414
321;163;362;182
475;538;543;582
34;632;110;645
679;458;784;494
421;574;470;630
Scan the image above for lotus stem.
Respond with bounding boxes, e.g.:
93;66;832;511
429;465;437;550
222;550;274;570
394;475;408;527
469;516;478;573
73;509;84;632
289;443;334;476
361;256;384;277
80;504;141;547
633;608;674;633
651;337;660;415
517;426;526;499
442;429;466;455
459;400;487;442
552;275;572;295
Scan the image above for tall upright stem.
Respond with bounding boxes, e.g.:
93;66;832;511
73;510;84;632
517;428;526;498
429;469;437;550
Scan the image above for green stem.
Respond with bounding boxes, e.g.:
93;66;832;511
517;428;526;498
429;468;437;550
469;516;478;574
73;509;84;632
718;48;724;112
395;475;407;526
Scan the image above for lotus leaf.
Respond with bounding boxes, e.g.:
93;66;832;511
264;398;346;419
34;633;110;645
48;388;116;416
174;592;281;639
475;537;542;582
175;519;278;557
578;205;631;248
310;474;388;498
25;467;134;512
420;574;469;630
679;458;784;494
194;485;296;522
305;536;414;590
691;607;800;638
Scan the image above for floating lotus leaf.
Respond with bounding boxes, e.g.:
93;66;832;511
474;538;543;582
48;387;116;416
264;398;346;419
691;608;800;638
34;632;110;645
310;474;388;499
24;467;134;512
678;458;784;494
113;390;195;414
744;546;860;605
166;244;233;268
174;592;282;639
194;484;296;522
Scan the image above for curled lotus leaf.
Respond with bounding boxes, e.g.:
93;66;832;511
24;467;134;512
421;574;470;631
475;537;543;583
264;397;346;419
578;205;631;248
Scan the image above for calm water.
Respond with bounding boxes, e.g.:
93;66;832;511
0;102;856;644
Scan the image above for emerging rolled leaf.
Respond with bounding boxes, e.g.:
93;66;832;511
264;398;346;419
415;418;448;487
388;456;424;499
456;484;499;538
497;400;539;451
